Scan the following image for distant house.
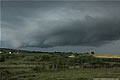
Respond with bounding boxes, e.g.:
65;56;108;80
68;54;75;58
9;51;14;54
0;51;2;53
9;52;12;54
68;56;75;58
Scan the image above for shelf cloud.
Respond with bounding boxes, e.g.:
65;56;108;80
1;1;120;50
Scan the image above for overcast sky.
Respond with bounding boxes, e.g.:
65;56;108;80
1;0;120;54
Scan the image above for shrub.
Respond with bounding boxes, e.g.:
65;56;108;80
90;59;105;65
33;64;46;72
68;55;105;64
0;55;5;62
38;54;50;61
24;56;36;61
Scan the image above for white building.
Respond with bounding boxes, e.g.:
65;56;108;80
0;51;2;53
9;52;12;54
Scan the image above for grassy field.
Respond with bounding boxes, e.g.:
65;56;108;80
1;68;120;80
93;54;120;58
0;53;120;80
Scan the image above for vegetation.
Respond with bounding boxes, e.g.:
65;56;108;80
93;54;120;58
69;55;104;64
0;55;5;62
0;49;120;80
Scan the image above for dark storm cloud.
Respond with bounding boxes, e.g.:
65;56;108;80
1;1;120;48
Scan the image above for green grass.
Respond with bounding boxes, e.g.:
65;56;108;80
0;53;120;80
1;68;120;80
